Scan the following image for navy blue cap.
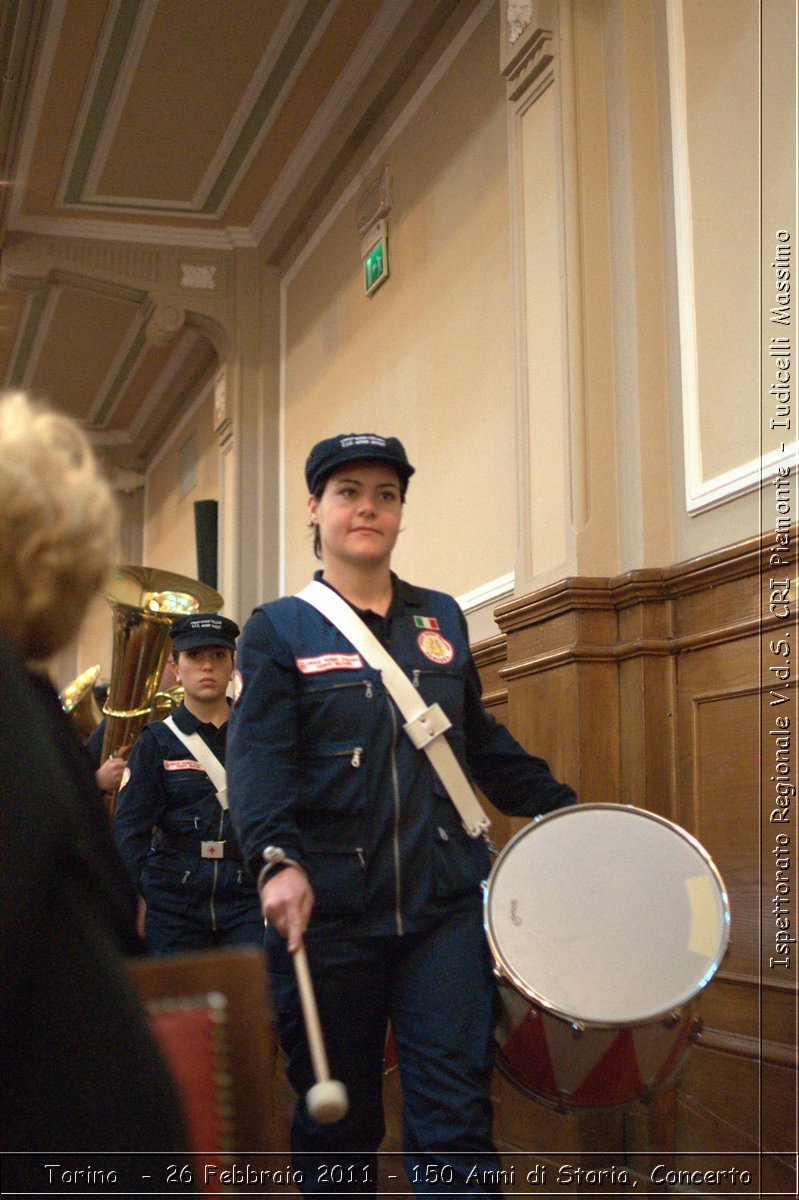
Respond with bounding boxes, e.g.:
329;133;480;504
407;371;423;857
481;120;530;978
169;613;239;652
305;433;415;495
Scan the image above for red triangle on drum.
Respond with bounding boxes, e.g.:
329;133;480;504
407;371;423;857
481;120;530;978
570;1029;643;1108
499;1012;559;1101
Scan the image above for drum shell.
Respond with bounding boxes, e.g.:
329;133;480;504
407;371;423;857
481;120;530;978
495;986;701;1112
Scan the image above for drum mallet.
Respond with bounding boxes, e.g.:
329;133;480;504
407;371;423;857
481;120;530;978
292;941;349;1124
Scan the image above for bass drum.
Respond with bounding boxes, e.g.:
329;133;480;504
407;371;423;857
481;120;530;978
484;804;730;1112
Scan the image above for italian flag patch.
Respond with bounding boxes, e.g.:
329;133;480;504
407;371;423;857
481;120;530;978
414;616;440;630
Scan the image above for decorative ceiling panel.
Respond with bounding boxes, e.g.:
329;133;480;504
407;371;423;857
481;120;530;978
107;334;183;432
0;0;475;467
20;285;139;419
71;0;296;210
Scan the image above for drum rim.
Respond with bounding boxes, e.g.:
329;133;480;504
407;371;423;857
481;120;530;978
483;802;731;1029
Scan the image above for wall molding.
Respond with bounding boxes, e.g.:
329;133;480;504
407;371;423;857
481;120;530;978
689;445;799;515
489;527;795;679
471;524;790;666
496;524;790;620
698;1026;797;1070
664;0;788;515
456;571;515;616
499;0;553;101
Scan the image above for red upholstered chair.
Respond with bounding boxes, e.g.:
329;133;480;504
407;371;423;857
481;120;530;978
127;945;279;1185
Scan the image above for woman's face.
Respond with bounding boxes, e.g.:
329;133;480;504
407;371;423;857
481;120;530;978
309;461;403;570
173;645;234;705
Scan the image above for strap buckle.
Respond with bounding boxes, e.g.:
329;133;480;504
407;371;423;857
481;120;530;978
403;702;452;749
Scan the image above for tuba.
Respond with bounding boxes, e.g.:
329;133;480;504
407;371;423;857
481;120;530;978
151;684;186;721
60;664;103;741
100;566;223;816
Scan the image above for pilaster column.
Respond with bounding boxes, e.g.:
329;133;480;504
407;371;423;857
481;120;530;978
501;0;620;596
221;253;281;625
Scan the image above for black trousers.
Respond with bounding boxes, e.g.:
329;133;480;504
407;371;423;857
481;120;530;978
266;898;501;1198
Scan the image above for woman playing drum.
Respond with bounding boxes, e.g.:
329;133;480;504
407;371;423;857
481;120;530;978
227;433;576;1196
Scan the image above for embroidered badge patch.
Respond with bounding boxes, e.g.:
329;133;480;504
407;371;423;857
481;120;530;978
296;653;364;674
231;668;244;705
417;631;454;664
119;767;131;791
164;759;205;772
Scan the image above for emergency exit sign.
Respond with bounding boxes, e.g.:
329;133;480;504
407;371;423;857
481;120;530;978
362;220;389;296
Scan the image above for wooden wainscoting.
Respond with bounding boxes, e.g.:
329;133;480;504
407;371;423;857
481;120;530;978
468;529;797;1194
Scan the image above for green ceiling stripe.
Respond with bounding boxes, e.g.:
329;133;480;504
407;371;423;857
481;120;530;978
63;0;141;204
93;324;147;425
9;290;49;387
202;0;332;214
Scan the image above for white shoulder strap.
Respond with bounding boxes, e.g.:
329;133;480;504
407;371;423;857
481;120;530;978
163;715;228;810
296;580;490;838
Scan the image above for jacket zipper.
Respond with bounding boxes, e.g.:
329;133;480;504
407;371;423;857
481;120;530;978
310;679;374;698
322;746;364;767
209;809;223;933
388;700;403;936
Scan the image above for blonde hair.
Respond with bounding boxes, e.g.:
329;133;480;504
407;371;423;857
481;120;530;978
0;392;118;661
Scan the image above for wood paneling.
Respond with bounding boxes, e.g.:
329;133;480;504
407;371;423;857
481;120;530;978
467;528;798;1186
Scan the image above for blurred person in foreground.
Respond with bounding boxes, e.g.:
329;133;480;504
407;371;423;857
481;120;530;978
0;392;193;1189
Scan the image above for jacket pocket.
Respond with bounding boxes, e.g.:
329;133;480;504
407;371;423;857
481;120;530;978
305;846;367;914
299;742;368;814
299;675;378;742
431;791;490;900
141;855;202;905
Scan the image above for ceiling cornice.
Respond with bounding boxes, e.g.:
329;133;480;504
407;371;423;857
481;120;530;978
8;213;257;250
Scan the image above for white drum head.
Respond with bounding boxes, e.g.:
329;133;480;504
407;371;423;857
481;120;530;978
484;805;729;1027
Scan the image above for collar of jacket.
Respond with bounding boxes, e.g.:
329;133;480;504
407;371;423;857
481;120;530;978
172;698;231;735
311;569;425;615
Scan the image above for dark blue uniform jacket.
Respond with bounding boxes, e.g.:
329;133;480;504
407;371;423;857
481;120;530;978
227;574;576;939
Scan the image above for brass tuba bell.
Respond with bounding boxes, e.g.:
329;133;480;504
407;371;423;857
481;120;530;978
151;684;186;721
100;566;223;816
60;664;103;741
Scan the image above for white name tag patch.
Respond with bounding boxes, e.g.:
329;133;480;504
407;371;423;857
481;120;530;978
163;759;205;772
296;653;364;674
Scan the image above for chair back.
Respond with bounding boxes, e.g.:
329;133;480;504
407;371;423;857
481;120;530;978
127;946;278;1163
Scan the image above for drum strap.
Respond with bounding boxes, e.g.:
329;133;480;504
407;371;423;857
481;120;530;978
164;715;228;810
296;580;490;839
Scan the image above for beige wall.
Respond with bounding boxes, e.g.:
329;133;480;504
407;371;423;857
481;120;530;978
281;6;516;619
143;382;219;580
659;0;795;558
681;0;759;484
502;0;792;587
51;0;793;675
273;0;792;635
